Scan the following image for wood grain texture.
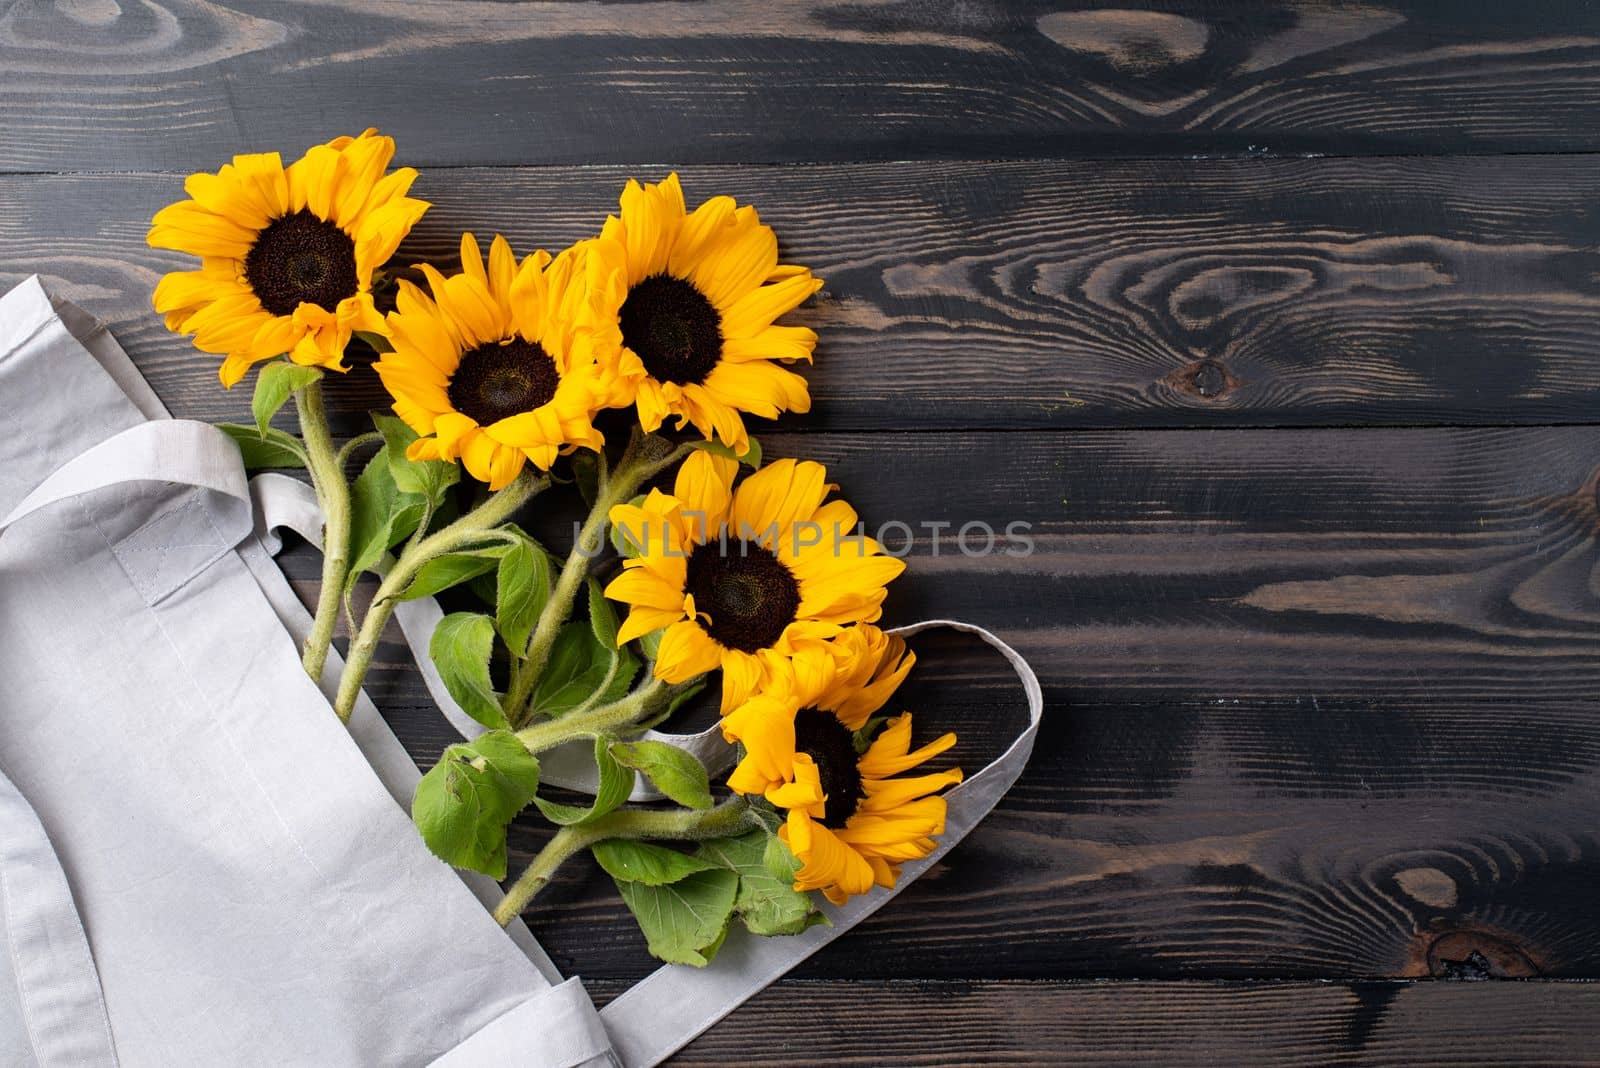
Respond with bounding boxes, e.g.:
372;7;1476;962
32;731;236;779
261;421;1600;981
300;426;1600;710
9;155;1600;431
5;1;1600;170
590;979;1600;1066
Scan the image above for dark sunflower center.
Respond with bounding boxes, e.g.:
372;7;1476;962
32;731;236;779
244;209;359;316
684;539;799;654
793;707;865;828
619;273;722;385
447;338;561;426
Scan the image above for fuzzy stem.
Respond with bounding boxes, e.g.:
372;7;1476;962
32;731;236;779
503;432;695;726
297;382;352;684
493;797;760;925
512;677;683;754
331;468;546;724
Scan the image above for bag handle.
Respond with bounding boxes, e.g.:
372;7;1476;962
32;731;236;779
0;765;121;1067
0;419;250;539
27;442;1041;1068
597;618;1043;1067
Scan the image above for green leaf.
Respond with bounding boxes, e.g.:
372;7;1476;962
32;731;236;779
529;622;638;718
690;435;762;468
638;627;664;661
429;612;506;730
591;839;718;886
744;797;784;836
252;361;323;436
353;329;395;354
497;533;550;652
217;423;306;470
346;450;428;583
697;832;826;937
399;548;503;601
610;740;712;810
411;730;539;878
614;868;739;967
374;412;458;504
571;450;601;508
852;715;890;755
762;832;803;883
587;575;620;650
532;735;632;825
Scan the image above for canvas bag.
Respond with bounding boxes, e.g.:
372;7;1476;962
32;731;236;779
0;276;1041;1067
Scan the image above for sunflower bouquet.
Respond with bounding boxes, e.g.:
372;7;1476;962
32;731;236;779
147;130;962;965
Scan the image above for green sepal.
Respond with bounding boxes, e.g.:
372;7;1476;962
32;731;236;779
690;435;762;468
353;329;395;354
571;450;602;508
852;715;890;755
411;730;540;879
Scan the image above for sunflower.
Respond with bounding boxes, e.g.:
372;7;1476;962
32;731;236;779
720;630;961;906
604;450;905;713
373;233;607;490
148;129;429;387
584;173;822;456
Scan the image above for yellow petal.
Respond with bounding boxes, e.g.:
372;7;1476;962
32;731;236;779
671;449;737;539
653;620;722;682
720;272;823;339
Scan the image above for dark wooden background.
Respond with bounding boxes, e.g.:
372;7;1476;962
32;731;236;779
6;0;1600;1062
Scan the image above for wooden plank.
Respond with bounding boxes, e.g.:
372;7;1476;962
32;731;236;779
580;979;1600;1066
261;424;1600;981
484;688;1600;981
6;2;1600;170
298;426;1600;709
9;156;1600;431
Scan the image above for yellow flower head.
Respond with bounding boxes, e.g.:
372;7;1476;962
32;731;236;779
148;129;429;387
603;450;905;714
584;173;822;456
720;631;960;906
373;233;607;490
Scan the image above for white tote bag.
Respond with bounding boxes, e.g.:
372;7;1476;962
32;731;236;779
0;276;1041;1067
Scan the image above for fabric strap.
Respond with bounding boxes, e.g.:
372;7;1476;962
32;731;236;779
596;618;1042;1066
252;466;1044;1067
15;420;1041;1068
0;766;120;1067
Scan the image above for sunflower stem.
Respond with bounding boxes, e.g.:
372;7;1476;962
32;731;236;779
335;431;382;472
512;676;686;754
504;431;695;726
493;796;759;925
331;468;546;725
297;382;352;686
